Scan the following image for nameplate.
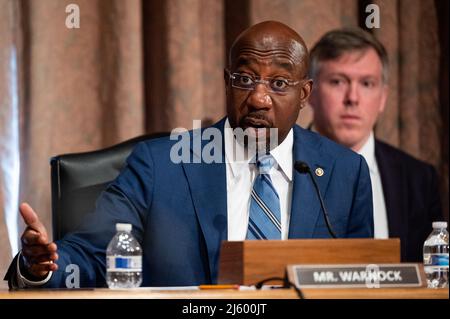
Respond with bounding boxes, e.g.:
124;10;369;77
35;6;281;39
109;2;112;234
287;263;424;288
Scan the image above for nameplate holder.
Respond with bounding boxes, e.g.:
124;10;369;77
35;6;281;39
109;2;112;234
286;263;425;288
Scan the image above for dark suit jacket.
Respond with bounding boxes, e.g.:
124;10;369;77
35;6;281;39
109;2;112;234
6;118;374;288
375;140;443;262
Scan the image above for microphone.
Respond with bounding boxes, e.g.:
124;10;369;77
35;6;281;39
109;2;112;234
294;161;337;238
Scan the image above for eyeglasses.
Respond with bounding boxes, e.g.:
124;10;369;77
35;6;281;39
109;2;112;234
227;71;300;95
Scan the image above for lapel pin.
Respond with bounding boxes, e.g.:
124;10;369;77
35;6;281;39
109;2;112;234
315;167;324;177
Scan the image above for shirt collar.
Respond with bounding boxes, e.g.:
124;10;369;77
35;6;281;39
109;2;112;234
356;132;377;174
224;118;293;181
269;128;293;181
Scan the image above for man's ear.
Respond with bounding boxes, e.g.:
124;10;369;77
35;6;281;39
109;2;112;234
379;84;388;113
300;79;313;103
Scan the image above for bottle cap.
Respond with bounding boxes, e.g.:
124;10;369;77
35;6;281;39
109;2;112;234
116;223;132;232
432;221;447;229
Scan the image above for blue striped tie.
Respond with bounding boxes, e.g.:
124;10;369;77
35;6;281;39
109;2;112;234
246;154;281;240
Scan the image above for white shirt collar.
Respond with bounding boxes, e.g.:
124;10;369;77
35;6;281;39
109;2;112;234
270;129;293;181
357;132;377;175
224;118;293;181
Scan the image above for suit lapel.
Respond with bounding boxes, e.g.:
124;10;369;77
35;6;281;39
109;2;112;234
375;140;406;240
182;118;227;282
288;126;336;238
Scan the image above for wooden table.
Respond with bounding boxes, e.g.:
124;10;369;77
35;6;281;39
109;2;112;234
0;287;447;299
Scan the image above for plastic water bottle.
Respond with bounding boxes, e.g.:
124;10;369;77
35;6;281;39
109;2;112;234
423;221;449;288
106;223;142;288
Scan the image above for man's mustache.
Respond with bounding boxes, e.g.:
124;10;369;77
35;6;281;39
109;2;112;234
239;113;273;128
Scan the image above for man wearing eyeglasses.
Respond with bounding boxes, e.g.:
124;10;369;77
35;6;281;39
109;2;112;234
6;21;373;288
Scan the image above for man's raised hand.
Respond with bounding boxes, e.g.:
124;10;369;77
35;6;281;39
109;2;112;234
19;203;58;279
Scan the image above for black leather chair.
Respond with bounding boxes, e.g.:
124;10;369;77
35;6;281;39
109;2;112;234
50;133;168;240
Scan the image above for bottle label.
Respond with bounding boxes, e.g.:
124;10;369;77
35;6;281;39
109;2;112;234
426;254;449;267
107;256;142;272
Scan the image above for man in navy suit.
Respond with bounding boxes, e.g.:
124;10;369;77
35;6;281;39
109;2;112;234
6;21;373;288
308;28;443;262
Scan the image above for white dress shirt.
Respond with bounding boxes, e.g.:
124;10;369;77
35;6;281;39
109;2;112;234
224;118;293;240
357;132;389;238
